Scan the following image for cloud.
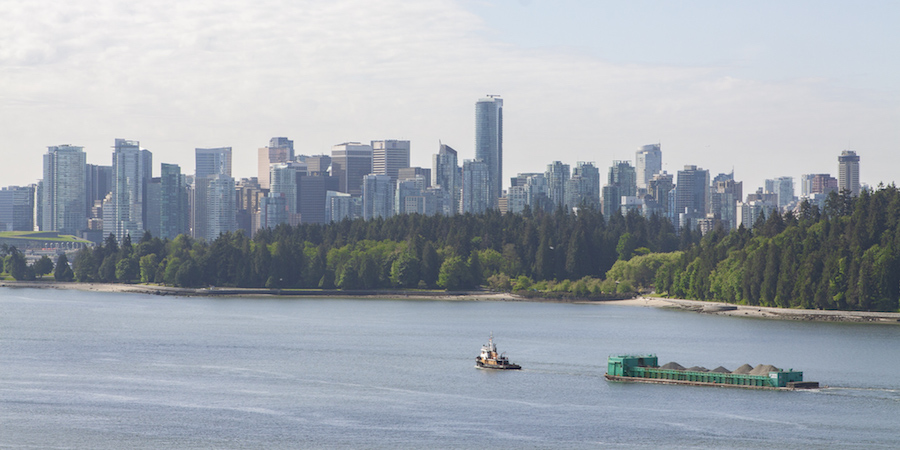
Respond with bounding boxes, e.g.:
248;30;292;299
0;0;896;193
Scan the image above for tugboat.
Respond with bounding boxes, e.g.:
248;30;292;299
475;333;521;370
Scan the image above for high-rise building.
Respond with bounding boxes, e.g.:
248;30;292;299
433;143;460;216
800;173;838;197
298;172;339;224
603;161;637;217
462;159;491;214
566;162;600;209
398;167;431;187
475;96;503;208
42;145;87;235
545;161;570;207
838;150;860;196
362;174;394;220
85;164;112;219
709;176;742;230
635;144;662;189
159;163;189;240
765;176;794;208
372;140;411;182
524;173;550;211
236;178;264;236
675;165;710;224
304;155;332;175
0;186;35;232
648;171;674;210
193;147;234;241
257;137;294;189
105;139;151;242
332;142;373;196
268;162;306;226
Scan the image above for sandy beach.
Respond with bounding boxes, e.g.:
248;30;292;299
3;281;898;324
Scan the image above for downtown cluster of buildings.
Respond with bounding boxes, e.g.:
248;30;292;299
1;95;863;244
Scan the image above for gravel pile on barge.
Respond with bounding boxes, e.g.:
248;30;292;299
606;355;819;390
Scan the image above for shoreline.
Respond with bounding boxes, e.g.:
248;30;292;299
3;281;899;324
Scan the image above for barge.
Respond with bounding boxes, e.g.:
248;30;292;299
604;355;819;390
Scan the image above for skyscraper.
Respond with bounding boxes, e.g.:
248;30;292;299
105;139;151;242
193;147;234;241
433;143;460;216
603;161;637;217
565;162;600;209
362;174;394;220
838;150;860;196
42;145;87;235
765;176;794;208
257;137;294;189
635;144;662;189
0;186;35;232
372;140;411;182
475;96;503;208
159;163;189;240
462;159;490;214
331;142;373;196
800;174;838;197
675;165;710;225
545;161;570;207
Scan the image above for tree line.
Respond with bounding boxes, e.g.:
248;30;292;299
648;187;900;312
4;206;687;293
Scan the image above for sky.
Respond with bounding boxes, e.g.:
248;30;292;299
1;0;897;193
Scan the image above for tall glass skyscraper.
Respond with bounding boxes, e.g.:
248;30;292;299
433;143;460;216
42;145;87;235
838;150;860;196
635;144;662;189
105;139;151;242
475;96;503;208
193;147;234;241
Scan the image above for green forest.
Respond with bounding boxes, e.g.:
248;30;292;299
3;186;899;312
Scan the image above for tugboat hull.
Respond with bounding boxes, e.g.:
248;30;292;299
476;360;521;370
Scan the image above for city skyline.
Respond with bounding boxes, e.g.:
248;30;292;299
1;1;897;194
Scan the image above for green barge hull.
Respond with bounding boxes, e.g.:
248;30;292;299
605;355;819;390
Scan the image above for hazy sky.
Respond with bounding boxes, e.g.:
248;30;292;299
2;0;897;193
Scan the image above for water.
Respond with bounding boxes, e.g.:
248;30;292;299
1;288;898;448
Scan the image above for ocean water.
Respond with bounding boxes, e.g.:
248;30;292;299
1;288;898;448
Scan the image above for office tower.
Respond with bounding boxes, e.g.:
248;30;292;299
42;145;87;235
145;177;162;238
105;139;150;241
85;164;112;218
372;140;411;182
236;178;264;235
545;161;570;207
362;174;394;220
838;150;860;196
257;137;294;189
602;185;620;218
709;176;743;230
159;163;190;240
800;174;838;197
267;162;305;226
332;142;373;196
258;193;288;231
304;155;332;175
475;96;503;208
193;147;234;241
327;192;361;222
395;176;426;215
765;176;794;208
461;159;491;214
0;186;35;231
635;144;662;189
398;167;431;187
566;162;600;209
433;143;460;215
298;172;339;224
675;165;710;221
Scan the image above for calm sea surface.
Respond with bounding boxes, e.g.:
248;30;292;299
1;287;898;449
